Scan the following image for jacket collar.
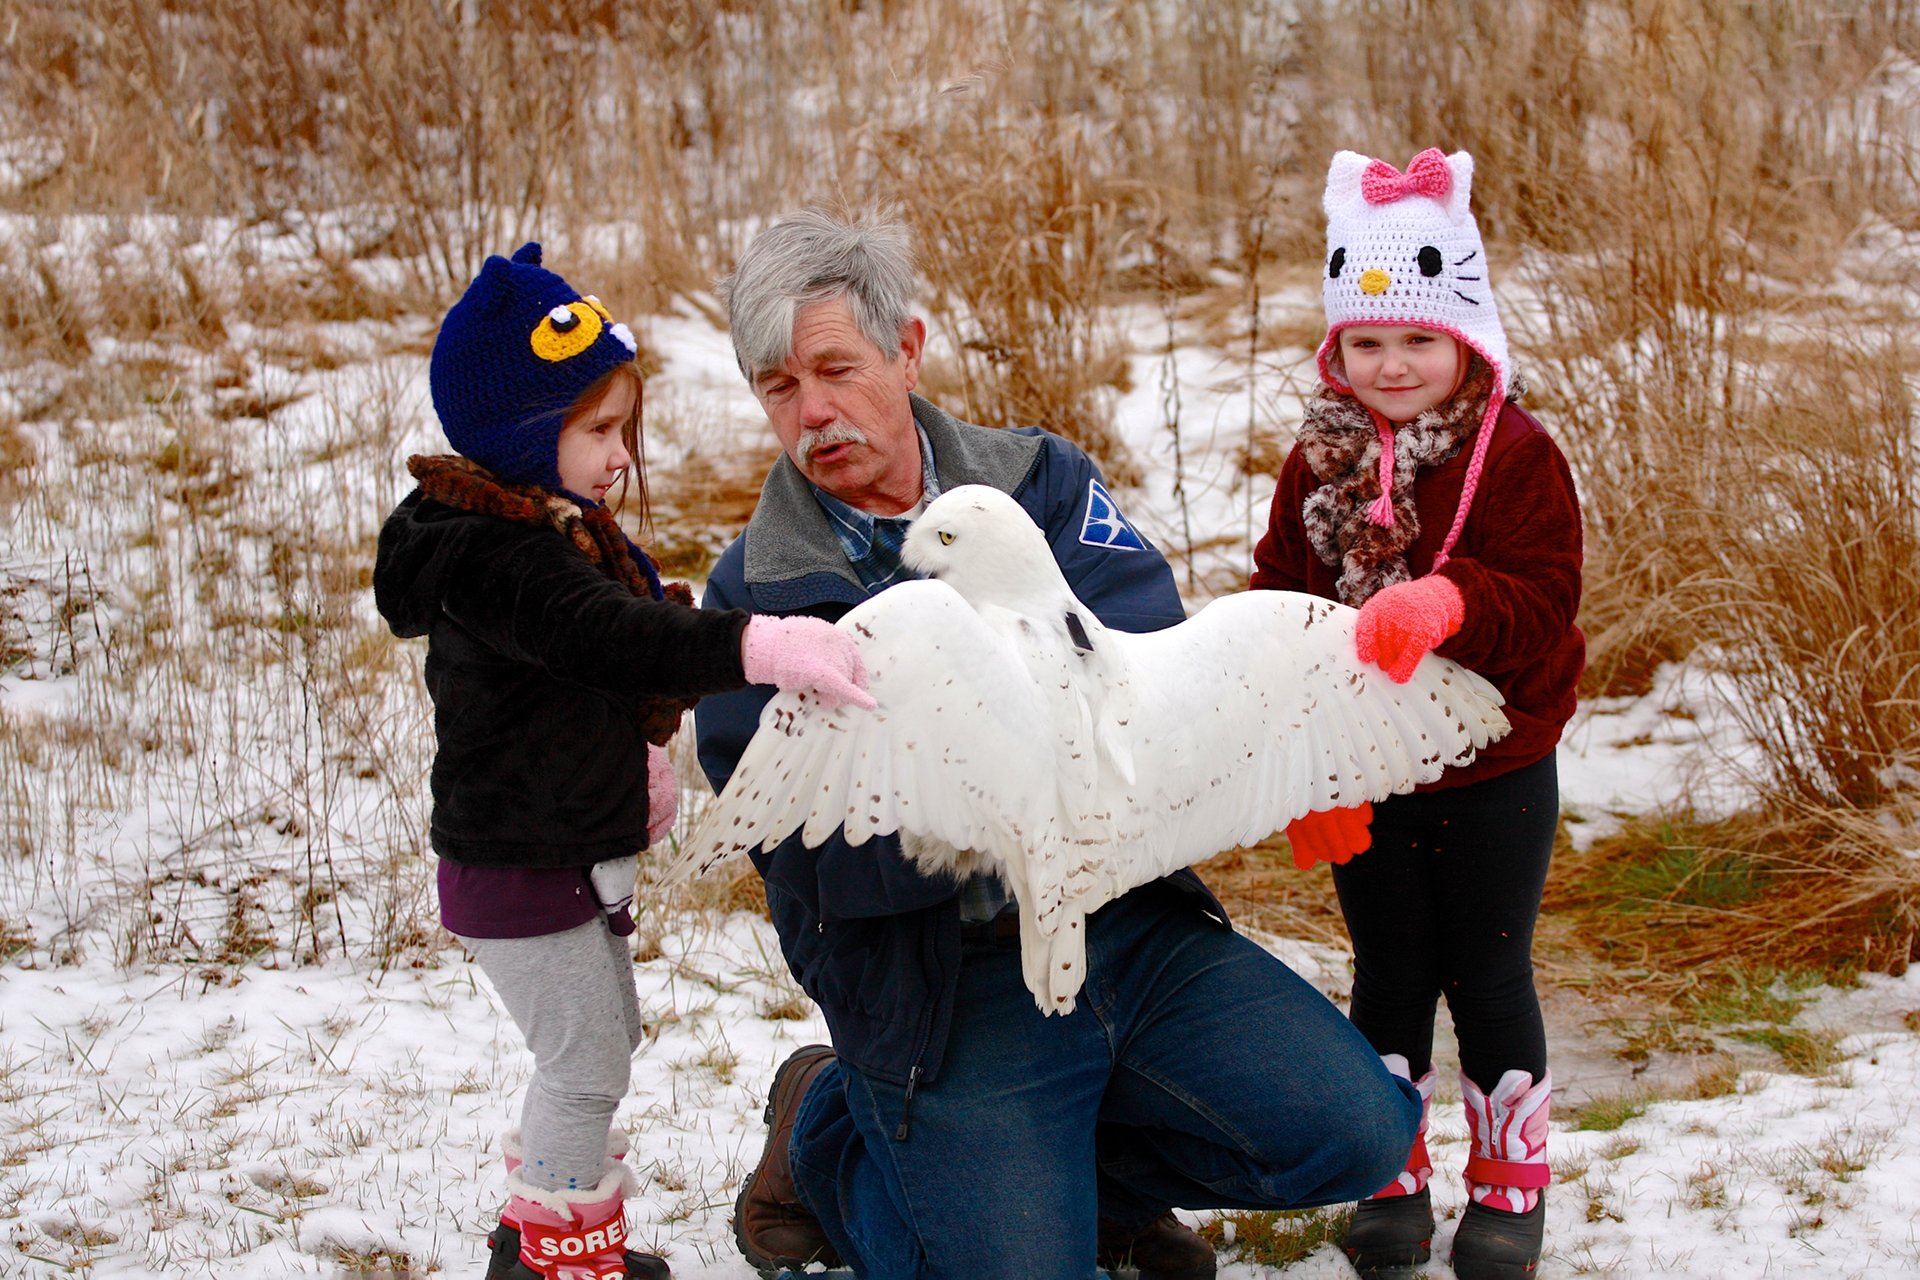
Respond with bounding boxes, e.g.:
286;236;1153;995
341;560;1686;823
741;395;1044;595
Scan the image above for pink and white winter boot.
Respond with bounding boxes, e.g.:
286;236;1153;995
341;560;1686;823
1452;1068;1551;1279
485;1134;669;1279
1341;1054;1436;1278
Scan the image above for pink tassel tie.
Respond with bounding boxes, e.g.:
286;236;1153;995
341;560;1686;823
1431;388;1505;571
1357;377;1506;558
1366;408;1397;528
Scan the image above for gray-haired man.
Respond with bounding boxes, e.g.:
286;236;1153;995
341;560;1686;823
695;209;1419;1279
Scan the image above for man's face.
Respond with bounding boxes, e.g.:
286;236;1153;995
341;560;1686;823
751;296;927;515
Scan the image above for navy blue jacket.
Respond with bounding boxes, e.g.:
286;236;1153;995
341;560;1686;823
696;396;1228;1086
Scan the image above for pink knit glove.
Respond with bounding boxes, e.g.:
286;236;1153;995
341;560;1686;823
741;616;877;711
1286;801;1374;869
1354;575;1466;683
645;743;677;845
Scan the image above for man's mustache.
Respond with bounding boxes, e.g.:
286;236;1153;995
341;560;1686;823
796;422;869;465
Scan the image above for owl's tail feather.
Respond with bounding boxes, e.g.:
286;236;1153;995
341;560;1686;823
1022;904;1088;1018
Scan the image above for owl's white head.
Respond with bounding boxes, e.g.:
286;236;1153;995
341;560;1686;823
903;484;1066;611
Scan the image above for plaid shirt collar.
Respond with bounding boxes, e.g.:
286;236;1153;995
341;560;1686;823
807;422;1008;915
810;424;943;594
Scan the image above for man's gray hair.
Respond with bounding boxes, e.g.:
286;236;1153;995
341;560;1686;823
717;208;918;381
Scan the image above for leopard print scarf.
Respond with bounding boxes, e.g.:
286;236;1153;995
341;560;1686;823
1298;360;1517;605
406;454;696;745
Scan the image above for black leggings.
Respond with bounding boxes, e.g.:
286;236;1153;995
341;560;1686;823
1329;752;1558;1092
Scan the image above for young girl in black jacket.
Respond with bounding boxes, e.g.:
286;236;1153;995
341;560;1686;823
375;244;871;1280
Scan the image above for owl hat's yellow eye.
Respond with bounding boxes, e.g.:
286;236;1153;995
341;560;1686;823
530;301;604;362
581;295;614;323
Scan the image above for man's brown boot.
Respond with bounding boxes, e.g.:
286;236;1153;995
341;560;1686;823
1097;1211;1218;1280
733;1044;842;1277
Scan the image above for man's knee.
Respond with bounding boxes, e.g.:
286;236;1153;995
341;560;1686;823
1334;1073;1423;1198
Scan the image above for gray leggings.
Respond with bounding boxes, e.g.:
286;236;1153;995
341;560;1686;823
463;917;644;1191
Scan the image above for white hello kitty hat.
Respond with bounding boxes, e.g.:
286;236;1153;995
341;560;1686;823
1314;148;1508;565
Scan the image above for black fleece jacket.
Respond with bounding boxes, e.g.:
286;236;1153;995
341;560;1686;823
375;491;751;867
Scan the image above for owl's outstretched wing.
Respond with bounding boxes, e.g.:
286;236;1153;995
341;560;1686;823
673;579;1063;881
1081;589;1509;893
673;581;1507;1020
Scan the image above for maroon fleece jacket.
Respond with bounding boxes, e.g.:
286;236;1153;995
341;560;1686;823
1250;400;1586;789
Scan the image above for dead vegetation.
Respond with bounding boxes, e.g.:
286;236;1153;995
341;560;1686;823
1;0;1916;989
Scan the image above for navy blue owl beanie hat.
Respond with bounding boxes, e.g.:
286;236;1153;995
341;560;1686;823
429;243;639;490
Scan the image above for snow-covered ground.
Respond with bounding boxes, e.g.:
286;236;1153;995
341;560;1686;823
5;281;1918;1277
10;887;1920;1277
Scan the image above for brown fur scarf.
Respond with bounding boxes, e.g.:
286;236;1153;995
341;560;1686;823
406;454;697;745
1299;360;1520;605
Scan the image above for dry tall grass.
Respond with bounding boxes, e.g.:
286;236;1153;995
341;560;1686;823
3;0;1917;977
877;97;1148;482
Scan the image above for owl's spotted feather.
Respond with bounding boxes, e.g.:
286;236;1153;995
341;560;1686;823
675;486;1509;1015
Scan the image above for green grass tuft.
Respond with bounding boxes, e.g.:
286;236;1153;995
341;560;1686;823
1733;1026;1847;1076
1568;1091;1650;1132
1685;967;1823;1027
1596;824;1768;913
1198;1206;1350;1268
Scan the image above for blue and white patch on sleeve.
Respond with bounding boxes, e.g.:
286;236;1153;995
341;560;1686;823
1078;478;1147;550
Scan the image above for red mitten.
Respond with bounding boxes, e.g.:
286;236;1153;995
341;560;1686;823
645;743;677;845
1354;575;1465;683
1286;801;1374;869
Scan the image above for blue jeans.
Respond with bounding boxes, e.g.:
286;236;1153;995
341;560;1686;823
788;884;1421;1279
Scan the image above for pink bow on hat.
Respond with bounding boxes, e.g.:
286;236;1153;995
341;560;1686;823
1361;148;1453;205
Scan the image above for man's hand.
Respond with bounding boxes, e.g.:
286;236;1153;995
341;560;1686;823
1286;802;1374;869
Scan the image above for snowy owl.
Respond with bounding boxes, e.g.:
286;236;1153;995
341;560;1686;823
680;485;1509;1015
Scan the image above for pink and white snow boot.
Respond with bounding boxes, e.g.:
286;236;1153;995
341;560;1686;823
485;1135;669;1279
1452;1068;1551;1279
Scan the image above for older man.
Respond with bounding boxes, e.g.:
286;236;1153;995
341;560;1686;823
695;209;1418;1280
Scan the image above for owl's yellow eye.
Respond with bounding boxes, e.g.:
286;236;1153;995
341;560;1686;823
530;302;604;362
938;531;955;545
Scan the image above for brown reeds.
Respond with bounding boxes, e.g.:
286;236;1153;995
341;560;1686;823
3;0;1917;976
1548;796;1920;987
1681;333;1919;813
871;84;1149;481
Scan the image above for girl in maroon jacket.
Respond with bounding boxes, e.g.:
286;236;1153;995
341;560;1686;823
1250;150;1585;1280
